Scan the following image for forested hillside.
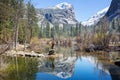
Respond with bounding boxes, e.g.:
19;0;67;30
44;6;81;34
0;0;39;50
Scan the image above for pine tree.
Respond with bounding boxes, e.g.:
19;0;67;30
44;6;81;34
46;22;51;38
27;1;38;39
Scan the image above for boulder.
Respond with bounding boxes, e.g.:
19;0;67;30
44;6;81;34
115;60;120;67
48;49;55;55
85;44;95;52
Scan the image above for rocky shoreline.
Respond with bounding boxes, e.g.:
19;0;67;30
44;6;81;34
4;50;45;57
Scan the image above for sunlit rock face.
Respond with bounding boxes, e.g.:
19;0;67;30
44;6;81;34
36;2;78;26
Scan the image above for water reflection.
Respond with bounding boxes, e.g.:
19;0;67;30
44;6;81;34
36;56;112;80
0;52;119;80
45;57;55;70
0;56;38;80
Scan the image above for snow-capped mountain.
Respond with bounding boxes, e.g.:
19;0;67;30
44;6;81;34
48;2;73;10
82;7;109;26
36;2;78;25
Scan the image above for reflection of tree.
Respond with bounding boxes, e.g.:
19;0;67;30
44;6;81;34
46;57;55;70
1;57;38;80
91;55;111;80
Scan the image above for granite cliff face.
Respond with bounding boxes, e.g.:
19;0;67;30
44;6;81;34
36;2;78;27
105;0;120;20
95;0;120;39
102;0;120;34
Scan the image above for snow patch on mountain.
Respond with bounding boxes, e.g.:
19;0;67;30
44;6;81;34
82;7;109;26
48;2;73;9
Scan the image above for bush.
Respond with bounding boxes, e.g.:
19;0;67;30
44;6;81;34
30;37;42;53
30;37;40;45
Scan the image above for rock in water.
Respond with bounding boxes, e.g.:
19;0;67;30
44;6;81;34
115;60;120;67
48;49;55;55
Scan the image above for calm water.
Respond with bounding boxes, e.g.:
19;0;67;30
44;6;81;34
36;56;112;80
0;53;115;80
0;56;38;80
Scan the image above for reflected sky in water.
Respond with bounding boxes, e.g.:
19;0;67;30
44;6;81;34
36;57;112;80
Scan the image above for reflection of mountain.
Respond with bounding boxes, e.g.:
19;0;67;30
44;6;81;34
38;57;76;79
36;72;62;80
36;57;112;80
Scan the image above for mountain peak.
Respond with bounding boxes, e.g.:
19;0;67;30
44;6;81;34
37;2;77;25
56;2;72;9
48;2;73;9
82;7;109;26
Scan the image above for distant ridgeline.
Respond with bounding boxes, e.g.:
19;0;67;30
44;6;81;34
80;0;120;47
97;0;120;39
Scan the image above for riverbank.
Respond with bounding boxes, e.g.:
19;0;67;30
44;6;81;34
0;51;120;80
5;50;45;57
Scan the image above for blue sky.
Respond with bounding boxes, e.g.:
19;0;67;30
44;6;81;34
31;0;112;22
